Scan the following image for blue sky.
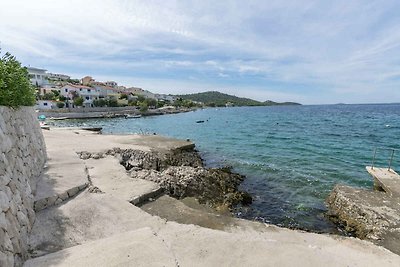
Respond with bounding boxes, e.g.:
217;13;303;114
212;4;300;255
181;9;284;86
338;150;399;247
1;0;400;104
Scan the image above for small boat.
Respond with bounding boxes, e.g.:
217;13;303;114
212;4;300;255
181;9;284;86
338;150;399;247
125;114;142;119
80;127;102;132
196;120;205;123
39;121;50;130
48;117;68;121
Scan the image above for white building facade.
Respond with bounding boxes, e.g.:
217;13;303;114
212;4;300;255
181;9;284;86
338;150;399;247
27;67;48;87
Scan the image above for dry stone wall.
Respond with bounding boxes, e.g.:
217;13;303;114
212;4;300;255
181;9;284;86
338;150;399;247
0;107;46;267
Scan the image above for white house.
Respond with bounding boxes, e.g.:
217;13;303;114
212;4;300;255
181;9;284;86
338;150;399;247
60;84;100;107
47;72;70;81
127;87;156;99
93;85;120;98
155;94;175;102
27;67;48;87
35;100;57;110
105;81;118;88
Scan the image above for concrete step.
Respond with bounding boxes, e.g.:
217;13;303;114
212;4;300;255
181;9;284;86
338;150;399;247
28;191;167;258
85;157;163;205
33;148;88;212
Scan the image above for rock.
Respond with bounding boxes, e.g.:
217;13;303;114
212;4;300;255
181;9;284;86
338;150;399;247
0;191;10;212
67;187;80;198
34;198;48;212
0;250;14;267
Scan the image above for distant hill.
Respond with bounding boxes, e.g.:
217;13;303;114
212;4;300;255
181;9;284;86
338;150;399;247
175;91;301;107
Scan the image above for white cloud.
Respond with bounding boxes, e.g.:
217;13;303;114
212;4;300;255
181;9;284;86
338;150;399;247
1;0;400;104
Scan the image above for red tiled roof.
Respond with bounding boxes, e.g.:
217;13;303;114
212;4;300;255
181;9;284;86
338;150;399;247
63;83;94;90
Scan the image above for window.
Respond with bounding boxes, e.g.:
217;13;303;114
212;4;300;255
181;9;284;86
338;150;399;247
44;103;48;106
88;89;91;93
65;89;68;92
85;96;89;100
80;88;82;91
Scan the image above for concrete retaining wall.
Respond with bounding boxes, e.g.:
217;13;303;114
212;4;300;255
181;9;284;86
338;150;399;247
0;107;46;266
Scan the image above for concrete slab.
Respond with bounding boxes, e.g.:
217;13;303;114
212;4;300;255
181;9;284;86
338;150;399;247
24;228;177;267
28;191;167;257
158;222;400;267
366;166;400;197
26;217;400;267
42;128;194;154
85;157;162;204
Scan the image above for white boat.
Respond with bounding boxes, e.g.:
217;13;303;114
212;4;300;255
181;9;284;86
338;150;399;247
124;114;142;119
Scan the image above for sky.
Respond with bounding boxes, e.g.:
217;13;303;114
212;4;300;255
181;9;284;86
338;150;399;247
1;0;400;104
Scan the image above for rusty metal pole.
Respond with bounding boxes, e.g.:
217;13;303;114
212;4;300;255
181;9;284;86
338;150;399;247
388;149;395;171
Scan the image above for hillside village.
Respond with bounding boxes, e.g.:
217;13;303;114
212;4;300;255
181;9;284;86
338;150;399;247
28;67;182;110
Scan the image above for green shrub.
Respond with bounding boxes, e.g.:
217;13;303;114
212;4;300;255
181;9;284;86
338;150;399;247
0;50;36;107
56;102;65;108
139;102;148;112
93;99;106;107
73;96;84;106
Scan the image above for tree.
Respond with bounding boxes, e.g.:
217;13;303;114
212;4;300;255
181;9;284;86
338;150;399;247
93;99;106;107
144;98;157;107
107;98;118;107
0;50;36;107
42;92;56;100
139;102;148;112
73;96;84;106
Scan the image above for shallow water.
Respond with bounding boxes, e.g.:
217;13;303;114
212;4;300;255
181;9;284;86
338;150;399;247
50;104;400;233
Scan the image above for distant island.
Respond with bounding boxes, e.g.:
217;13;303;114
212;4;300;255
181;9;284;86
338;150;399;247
175;91;301;107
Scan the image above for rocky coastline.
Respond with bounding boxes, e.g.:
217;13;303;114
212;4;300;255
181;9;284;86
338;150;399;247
77;144;252;212
2;119;399;266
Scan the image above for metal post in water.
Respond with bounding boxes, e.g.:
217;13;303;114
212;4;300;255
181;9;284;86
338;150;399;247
372;148;377;169
388;149;395;171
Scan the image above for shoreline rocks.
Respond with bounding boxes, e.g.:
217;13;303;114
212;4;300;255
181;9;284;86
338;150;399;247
326;184;400;255
78;146;252;210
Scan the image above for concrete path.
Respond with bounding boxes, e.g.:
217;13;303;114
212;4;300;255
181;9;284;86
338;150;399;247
33;132;89;211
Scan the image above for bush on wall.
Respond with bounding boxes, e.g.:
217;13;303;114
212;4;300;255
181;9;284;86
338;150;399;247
0;50;36;107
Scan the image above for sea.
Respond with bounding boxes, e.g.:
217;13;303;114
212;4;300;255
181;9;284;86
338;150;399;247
50;104;400;234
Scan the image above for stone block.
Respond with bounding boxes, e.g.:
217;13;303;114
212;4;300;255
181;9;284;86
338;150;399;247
34;198;48;212
0;212;6;230
59;191;69;201
46;195;58;208
0;250;14;267
67;186;80;198
16;211;28;227
55;198;63;205
0;190;10;212
0;173;11;187
10;236;21;254
0;228;13;252
5;210;19;239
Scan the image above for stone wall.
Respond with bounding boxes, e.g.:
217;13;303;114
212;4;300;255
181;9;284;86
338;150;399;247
0;107;46;266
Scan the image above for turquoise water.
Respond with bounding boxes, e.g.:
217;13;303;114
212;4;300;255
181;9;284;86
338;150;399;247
51;104;400;233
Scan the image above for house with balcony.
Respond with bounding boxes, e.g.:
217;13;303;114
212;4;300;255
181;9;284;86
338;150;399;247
60;84;100;107
27;67;48;87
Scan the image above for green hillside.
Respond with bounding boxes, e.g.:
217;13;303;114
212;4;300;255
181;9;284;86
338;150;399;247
176;91;300;107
